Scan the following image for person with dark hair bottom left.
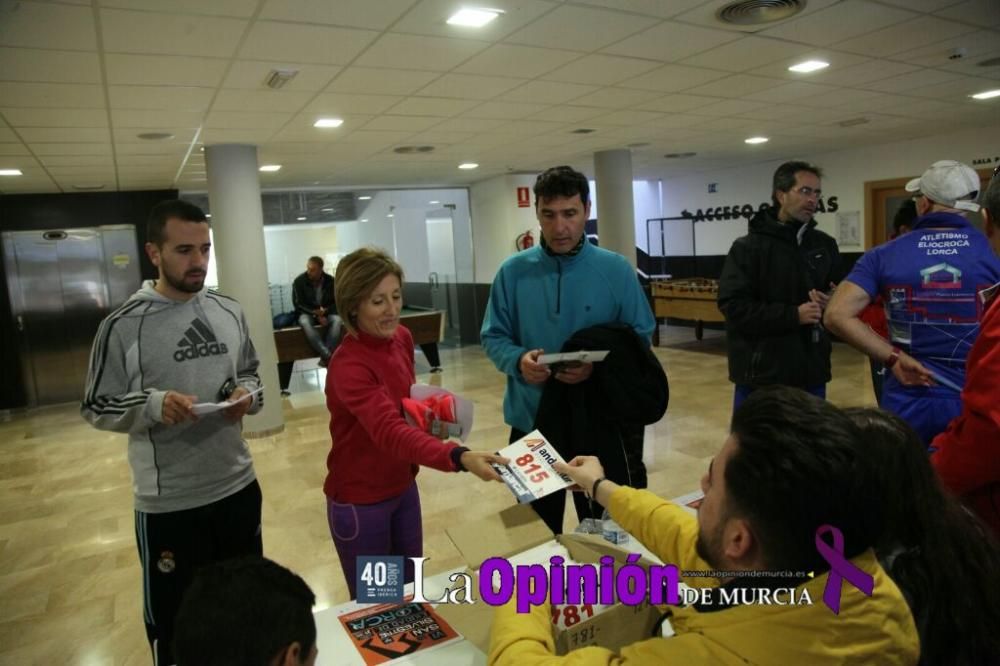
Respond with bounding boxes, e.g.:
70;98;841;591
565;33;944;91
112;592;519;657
845;408;1000;666
489;387;918;665
173;557;317;666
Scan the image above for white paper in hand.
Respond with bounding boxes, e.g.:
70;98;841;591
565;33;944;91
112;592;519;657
493;429;572;503
191;387;262;416
536;350;609;365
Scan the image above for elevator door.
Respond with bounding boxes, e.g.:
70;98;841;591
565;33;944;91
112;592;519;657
3;226;140;406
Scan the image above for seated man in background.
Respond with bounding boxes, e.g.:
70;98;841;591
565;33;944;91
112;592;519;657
293;256;341;367
489;387;919;665
173;557;317;666
825;160;1000;445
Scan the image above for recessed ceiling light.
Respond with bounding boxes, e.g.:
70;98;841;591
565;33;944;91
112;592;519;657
387;213;394;218
458;162;479;170
259;164;282;172
321;207;334;212
446;8;502;27
0;169;23;176
137;132;174;141
297;216;307;221
361;218;369;222
205;214;212;218
970;89;1000;100
744;136;769;144
788;60;829;73
358;195;372;200
314;118;344;128
429;200;440;204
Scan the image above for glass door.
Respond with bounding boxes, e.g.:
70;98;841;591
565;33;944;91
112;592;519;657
425;208;461;346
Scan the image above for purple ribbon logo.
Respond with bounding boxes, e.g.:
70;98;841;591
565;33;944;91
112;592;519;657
815;524;874;614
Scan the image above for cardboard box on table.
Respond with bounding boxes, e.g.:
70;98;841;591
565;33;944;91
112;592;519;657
436;504;663;656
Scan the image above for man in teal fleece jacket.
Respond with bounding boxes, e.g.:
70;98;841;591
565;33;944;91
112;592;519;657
481;166;655;527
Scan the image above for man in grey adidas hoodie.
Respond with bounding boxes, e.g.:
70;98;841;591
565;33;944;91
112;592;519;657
82;199;264;666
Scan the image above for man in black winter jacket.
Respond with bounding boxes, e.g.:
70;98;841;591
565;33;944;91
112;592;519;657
718;161;841;410
292;256;340;367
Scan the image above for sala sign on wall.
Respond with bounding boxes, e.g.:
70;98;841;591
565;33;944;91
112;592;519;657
682;197;839;223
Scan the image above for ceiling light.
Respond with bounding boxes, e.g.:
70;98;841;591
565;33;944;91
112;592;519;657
0;169;23;176
970;89;1000;100
265;69;298;89
429;200;440;204
458;162;479;169
744;136;769;144
788;60;829;73
361;218;369;222
387;213;394;218
297;216;307;221
446;8;502;27
137;132;174;141
205;214;212;218
358;195;372;200
321;207;334;212
259;164;282;172
314;118;344;128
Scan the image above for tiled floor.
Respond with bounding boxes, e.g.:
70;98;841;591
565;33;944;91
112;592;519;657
0;325;875;665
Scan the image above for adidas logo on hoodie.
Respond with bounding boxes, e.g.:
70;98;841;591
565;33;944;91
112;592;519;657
174;318;229;362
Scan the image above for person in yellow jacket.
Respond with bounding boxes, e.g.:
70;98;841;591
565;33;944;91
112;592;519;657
489;387;919;665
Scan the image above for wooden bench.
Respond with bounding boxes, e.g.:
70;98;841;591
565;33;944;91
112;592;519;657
274;308;446;389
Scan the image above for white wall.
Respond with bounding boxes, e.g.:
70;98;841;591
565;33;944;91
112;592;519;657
652;125;1000;256
470;174;539;283
263;225;340;285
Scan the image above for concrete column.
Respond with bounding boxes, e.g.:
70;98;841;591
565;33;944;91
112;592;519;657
594;149;637;268
205;144;283;437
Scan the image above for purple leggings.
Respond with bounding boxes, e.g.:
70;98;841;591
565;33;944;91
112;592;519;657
327;481;423;599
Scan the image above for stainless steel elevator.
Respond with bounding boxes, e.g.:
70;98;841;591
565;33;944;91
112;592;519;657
2;226;141;407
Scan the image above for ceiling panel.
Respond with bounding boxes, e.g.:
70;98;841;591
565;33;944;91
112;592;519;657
0;2;97;51
456;44;581;78
634;94;718;113
0;82;105;109
100;9;247;57
385;97;481;117
541;54;661;86
325;67;440;95
619;64;732;92
105;54;229;87
934;0;1000;27
355;33;489;71
30;143;113;156
239;22;380;65
601;20;741;63
417;74;528;101
462;101;550;119
259;0;417;29
0;143;30;156
111;109;204;128
680;36;816;73
804;60;921;87
18;127;111;143
503;4;659;51
303;94;403;116
565;87;662;109
834;16;979;57
760;0;917;46
109;85;214;111
204;110;294;129
0;47;102;83
99;0;259;18
210;89;313;113
1;108;108;128
527;105;607;123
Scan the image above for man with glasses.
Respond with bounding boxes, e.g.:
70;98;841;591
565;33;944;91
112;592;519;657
826;160;1000;445
929;165;1000;537
718;161;841;410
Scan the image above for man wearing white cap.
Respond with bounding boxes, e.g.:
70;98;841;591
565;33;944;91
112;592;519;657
826;160;1000;445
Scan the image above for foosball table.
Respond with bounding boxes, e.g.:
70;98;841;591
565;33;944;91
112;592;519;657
652;278;724;341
